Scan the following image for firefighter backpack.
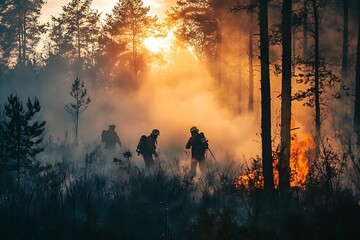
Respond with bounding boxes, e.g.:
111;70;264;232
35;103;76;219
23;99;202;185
199;132;209;150
136;135;148;155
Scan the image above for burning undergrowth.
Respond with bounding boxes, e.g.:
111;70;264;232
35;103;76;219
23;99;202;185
235;127;316;190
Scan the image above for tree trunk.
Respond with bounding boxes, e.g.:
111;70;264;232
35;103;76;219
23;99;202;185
132;19;137;75
291;30;296;74
22;13;26;65
77;14;81;71
248;24;254;113
312;0;321;153
259;0;274;191
303;0;308;60
238;58;242;114
18;17;22;65
75;107;79;146
280;0;292;191
354;2;360;142
341;0;349;82
217;11;223;84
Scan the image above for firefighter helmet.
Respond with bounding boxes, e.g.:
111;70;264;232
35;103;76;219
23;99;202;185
190;126;198;133
151;129;160;136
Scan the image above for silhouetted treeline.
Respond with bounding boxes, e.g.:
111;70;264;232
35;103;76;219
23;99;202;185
1;0;358;111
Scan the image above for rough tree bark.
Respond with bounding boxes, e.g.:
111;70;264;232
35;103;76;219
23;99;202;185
303;0;308;60
259;0;274;191
248;23;254;113
354;2;360;143
280;0;292;191
312;0;321;153
341;0;349;82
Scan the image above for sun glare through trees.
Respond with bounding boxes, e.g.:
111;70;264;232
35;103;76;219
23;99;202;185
143;29;176;54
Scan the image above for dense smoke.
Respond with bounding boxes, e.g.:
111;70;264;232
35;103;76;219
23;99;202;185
74;50;261;167
0;54;262;173
0;0;268;172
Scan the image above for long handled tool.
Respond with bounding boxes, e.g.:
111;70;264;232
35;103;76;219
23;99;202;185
207;147;219;165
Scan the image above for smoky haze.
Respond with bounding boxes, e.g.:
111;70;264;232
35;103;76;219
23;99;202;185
77;50;262;167
0;0;265;173
0;53;262;170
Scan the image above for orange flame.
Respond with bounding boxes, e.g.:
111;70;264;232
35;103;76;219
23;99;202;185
237;171;264;190
234;158;264;190
289;131;314;188
235;129;315;190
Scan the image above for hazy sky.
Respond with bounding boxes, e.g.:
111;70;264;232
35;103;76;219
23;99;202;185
40;0;175;23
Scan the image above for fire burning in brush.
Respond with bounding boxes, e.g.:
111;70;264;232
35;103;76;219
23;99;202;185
235;128;315;190
235;157;264;189
288;130;314;188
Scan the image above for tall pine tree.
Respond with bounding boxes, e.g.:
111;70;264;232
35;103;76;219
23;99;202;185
0;0;45;67
1;94;45;187
102;0;158;77
260;0;274;191
50;0;101;74
279;0;292;191
65;76;91;146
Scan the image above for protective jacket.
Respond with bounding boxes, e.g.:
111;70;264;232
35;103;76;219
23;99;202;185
101;129;121;152
185;132;206;160
142;134;157;156
140;134;158;171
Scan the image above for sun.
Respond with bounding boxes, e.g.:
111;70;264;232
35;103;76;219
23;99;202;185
144;37;163;53
143;29;175;53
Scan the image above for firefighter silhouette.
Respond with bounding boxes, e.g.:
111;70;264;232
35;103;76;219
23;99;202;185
101;123;122;155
